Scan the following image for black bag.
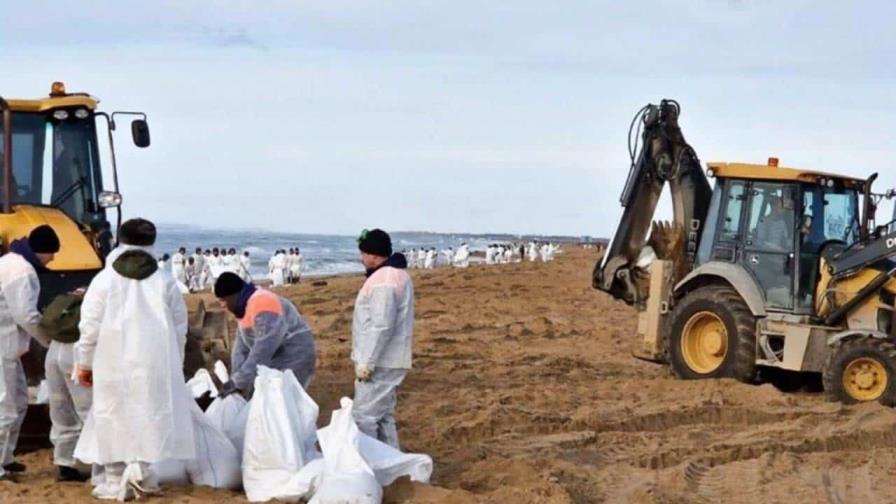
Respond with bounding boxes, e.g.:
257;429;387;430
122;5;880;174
39;293;83;344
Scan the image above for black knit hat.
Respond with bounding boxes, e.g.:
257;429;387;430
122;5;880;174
28;225;60;254
214;272;246;298
119;218;156;246
357;228;392;257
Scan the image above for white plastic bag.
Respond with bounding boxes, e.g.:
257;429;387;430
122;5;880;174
242;366;320;503
358;432;433;486
186;401;242;489
311;398;382;504
205;394;249;458
150;459;190;486
35;380;49;404
315;399;433;487
186;368;218;399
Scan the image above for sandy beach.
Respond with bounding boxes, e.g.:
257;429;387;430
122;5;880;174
4;247;896;503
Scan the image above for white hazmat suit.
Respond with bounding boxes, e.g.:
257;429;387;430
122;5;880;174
0;252;51;478
74;245;195;498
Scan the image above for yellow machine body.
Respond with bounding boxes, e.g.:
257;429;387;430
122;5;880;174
0;205;102;271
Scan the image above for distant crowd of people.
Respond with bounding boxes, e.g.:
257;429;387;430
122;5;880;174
155;247;304;291
402;241;560;269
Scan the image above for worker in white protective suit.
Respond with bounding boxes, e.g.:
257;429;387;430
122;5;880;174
269;250;287;287
527;241;538;262
171;247;186;284
0;225;57;481
485;245;495;265
352;229;414;449
239;251;253;283
290;247;303;284
74;219;195;500
453;243;470;268
424;248;435;270
441;247;454;267
214;272;316;396
208;248;223;285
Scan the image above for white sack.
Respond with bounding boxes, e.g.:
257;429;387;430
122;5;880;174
204;394;249;459
242;366;320;503
150;459;190;486
35;380;49;404
358;432;432;486
311;398;382;504
186;401;242;489
309;472;382;504
186;368;218;399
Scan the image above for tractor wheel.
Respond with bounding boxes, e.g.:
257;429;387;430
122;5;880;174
823;336;896;405
667;285;757;381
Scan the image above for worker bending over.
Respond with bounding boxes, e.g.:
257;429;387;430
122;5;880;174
0;225;57;481
352;228;414;449
214;272;316;396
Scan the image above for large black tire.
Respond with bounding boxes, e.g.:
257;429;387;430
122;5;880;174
667;285;757;381
823;336;896;406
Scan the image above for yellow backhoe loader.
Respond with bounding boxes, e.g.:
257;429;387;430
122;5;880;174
0;82;231;448
595;100;896;405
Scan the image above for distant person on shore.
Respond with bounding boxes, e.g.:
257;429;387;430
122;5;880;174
200;250;213;290
441;247;454;267
416;249;426;271
453;243;470;268
214;272;316;395
191;248;205;287
424;248;435;270
352;229;414;449
269;249;287;287
528;241;538;262
239;251;253;282
290;247;303;284
171;247;186;284
157;253;170;273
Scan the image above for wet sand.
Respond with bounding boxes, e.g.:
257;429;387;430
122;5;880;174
4;247;896;503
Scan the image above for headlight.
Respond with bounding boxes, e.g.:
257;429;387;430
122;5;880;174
74;109;89;119
52;110;69;120
97;191;122;208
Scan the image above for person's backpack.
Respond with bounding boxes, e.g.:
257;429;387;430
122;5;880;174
39;293;83;343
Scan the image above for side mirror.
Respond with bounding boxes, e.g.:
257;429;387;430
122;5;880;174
97;191;123;208
131;119;150;148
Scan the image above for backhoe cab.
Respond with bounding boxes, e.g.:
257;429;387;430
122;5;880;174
0;82;151;447
596;101;896;405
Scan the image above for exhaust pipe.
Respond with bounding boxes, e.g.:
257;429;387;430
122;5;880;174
0;97;10;213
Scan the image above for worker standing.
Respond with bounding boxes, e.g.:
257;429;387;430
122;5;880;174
73;219;194;500
213;272;316;396
352;229;414;449
0;225;57;481
171;247;187;284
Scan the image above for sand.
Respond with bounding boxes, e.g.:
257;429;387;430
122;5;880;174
4;247;896;503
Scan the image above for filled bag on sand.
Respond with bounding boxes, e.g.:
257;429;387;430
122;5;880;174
243;366;320;503
186;401;242;489
151;459;190;486
310;398;383;504
357;432;432;486
315;399;433;487
205;394;249;457
186;368;218;399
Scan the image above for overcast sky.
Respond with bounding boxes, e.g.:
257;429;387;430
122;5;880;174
2;1;894;236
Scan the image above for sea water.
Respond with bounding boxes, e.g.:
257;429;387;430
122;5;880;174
153;223;578;279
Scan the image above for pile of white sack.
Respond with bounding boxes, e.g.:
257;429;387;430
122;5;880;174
160;364;433;503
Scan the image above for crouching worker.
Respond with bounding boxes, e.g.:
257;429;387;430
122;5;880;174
353;229;414;449
213;272;316;397
73;218;195;500
0;225;58;481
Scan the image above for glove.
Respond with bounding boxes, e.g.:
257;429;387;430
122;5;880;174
355;364;374;382
219;380;241;398
76;367;93;388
